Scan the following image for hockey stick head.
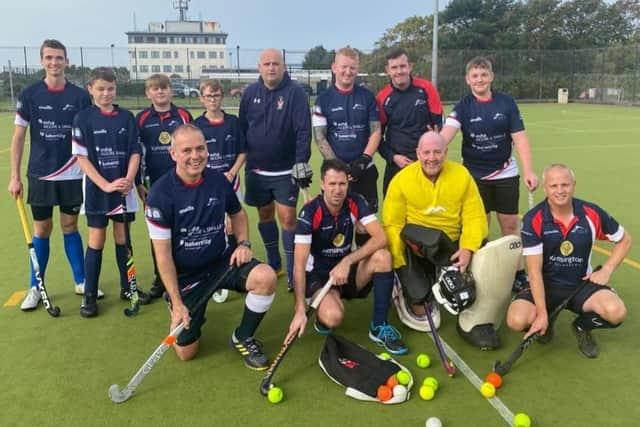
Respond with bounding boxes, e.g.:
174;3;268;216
123;304;139;317
259;378;274;396
47;306;61;317
108;384;133;403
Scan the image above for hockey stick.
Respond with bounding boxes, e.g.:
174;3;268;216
259;278;333;395
528;190;535;210
121;196;140;317
424;302;456;376
493;269;599;376
109;266;236;403
16;196;60;317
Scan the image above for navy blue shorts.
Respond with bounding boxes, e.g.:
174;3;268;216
514;282;614;314
174;256;262;346
244;170;298;207
350;165;379;212
86;213;135;228
305;264;372;300
475;176;519;214
28;177;82;218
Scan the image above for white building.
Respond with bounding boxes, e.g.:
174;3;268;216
126;20;228;81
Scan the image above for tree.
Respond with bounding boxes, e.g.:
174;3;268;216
302;45;334;69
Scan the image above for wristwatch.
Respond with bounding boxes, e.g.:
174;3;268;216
238;240;252;249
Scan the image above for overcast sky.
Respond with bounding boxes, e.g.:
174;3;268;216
1;0;445;65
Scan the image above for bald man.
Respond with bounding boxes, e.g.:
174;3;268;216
239;48;312;290
383;132;502;349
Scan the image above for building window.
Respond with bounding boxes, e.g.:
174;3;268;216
129;50;136;59
151;51;160;58
174;65;184;73
163;65;172;73
220;65;224;69
151;65;161;72
181;36;187;43
138;51;148;59
158;36;167;44
131;65;137;73
197;51;206;59
173;51;179;58
134;36;143;43
192;37;198;43
208;51;217;59
140;65;149;72
204;37;209;43
219;51;224;58
190;51;195;58
169;37;175;43
163;51;171;58
145;36;156;43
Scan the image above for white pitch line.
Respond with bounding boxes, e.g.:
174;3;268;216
428;333;515;426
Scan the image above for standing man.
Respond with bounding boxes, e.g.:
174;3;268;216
286;159;407;355
506;164;631;358
239;48;312;289
376;48;443;195
313;47;381;246
440;56;538;291
145;124;277;367
8;39;93;310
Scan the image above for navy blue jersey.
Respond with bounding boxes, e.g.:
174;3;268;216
312;85;378;162
71;105;141;215
15;80;92;180
239;73;311;172
445;92;525;180
193;111;245;173
145;168;241;281
521;198;624;288
294;193;376;274
136;104;192;184
376;77;443;162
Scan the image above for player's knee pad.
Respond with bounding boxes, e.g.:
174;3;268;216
458;235;522;333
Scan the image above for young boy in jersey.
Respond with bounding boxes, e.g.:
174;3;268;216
135;74;192;299
440;56;538;292
72;67;151;317
9;39;94;310
193;80;246;247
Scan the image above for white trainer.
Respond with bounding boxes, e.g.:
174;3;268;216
75;283;105;299
20;287;41;311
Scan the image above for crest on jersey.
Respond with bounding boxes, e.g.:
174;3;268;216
159;131;171;145
276;96;285;110
560;240;574;256
333;233;345;247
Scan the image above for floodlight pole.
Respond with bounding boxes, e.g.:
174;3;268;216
431;0;439;88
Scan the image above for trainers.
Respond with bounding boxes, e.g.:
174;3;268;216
368;323;409;355
572;321;599;358
120;288;152;305
313;319;332;335
80;294;98;318
230;333;269;370
20;287;41;311
148;277;165;299
457;323;500;350
512;270;530;293
74;283;105;299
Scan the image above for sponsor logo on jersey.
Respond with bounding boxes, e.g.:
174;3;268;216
167;120;178;127
93;129;107;135
415;99;426;106
470;116;483;123
144;122;160;128
332;233;345;247
118;128;127;135
424;206;446;215
159;131;171;145
276;96;285;110
352;103;365;110
543;229;561;235
493;113;505;120
206;197;218;207
38;105;53;110
252;97;261;104
330;106;344;112
178;205;195;215
145;206;162;219
560;240;574;256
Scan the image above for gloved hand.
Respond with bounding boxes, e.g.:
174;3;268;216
348;154;372;181
291;162;313;188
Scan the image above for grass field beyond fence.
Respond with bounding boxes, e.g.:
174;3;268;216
0;103;638;427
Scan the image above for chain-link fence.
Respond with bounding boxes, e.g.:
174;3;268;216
1;45;639;108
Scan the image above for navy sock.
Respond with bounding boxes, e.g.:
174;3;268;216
84;247;103;296
63;232;85;284
235;293;274;340
30;236;50;288
574;312;620;331
258;221;281;270
282;229;295;285
115;244;129;291
372;271;394;327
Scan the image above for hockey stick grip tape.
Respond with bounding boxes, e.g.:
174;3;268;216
310;278;333;310
16;196;33;245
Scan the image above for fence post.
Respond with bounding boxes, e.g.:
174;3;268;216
23;46;28;75
633;44;639;104
569;49;575;100
600;49;605;102
8;60;15;106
